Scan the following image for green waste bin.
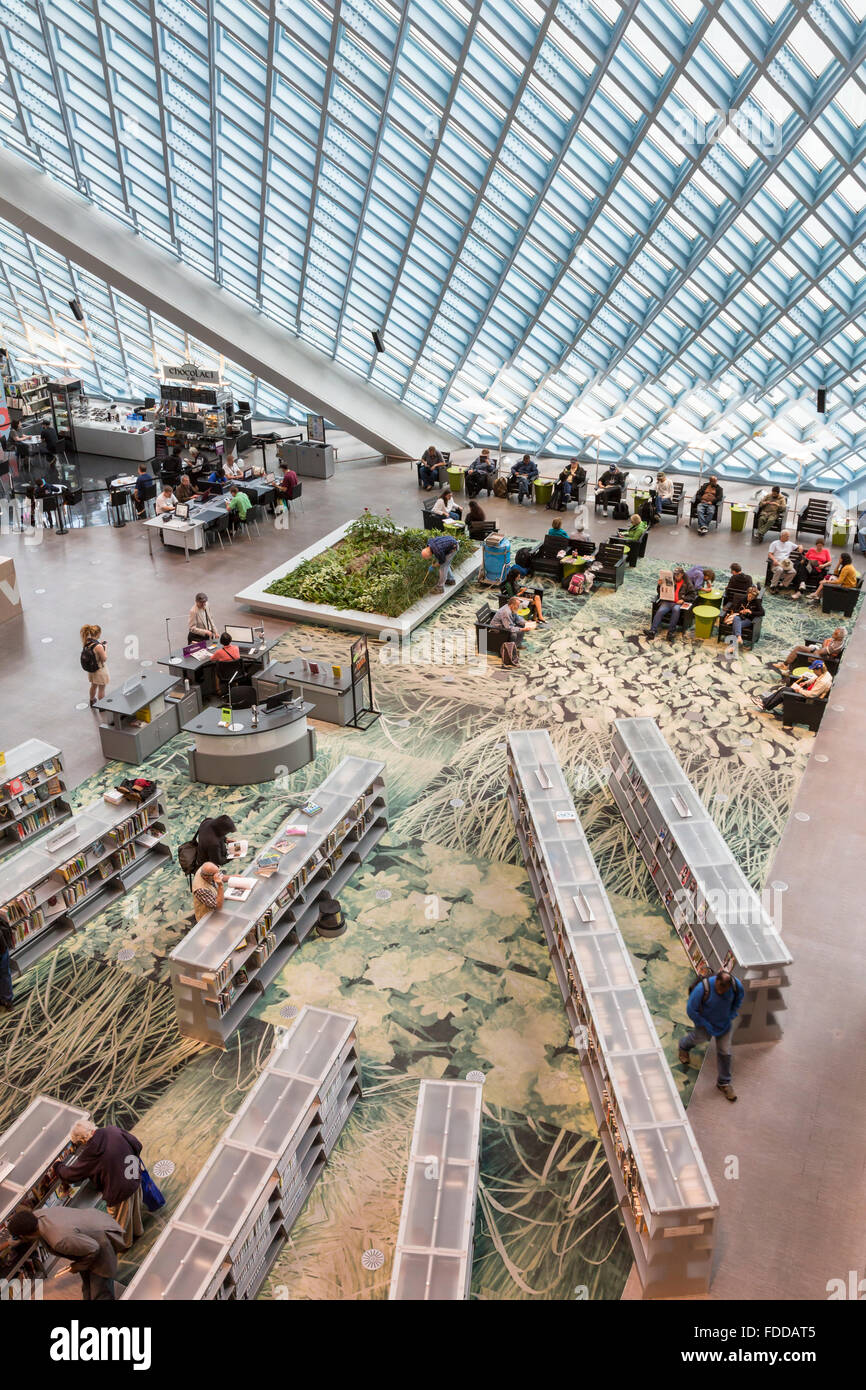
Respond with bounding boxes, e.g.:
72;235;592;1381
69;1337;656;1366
730;505;748;532
533;479;554;507
692;605;718;640
633;491;650;512
832;518;850;546
446;466;464;494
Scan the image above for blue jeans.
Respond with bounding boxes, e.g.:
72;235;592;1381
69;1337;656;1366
419;464;438;487
696;502;714;529
652;601;681;634
727;614;753;643
0;944;13;1006
679;1025;733;1087
654;495;663;515
513;476;531;500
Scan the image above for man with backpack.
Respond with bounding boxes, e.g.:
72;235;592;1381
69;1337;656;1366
679;969;744;1101
421;532;459;592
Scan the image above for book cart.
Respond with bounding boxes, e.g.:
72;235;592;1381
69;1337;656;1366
0;787;170;975
389;1079;483;1301
170;757;386;1047
123;1007;360;1301
609;718;792;1043
0;740;70;861
507;729;718;1299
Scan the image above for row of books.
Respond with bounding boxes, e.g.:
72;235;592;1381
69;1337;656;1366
109;803;160;846
0;888;39;926
3;805;59;842
0;777;64;820
2;757;61;802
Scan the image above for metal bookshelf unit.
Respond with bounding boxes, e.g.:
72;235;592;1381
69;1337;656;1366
389;1079;483;1301
0;1095;93;1283
0;740;71;861
170;757;386;1048
0;788;171;975
609;718;792;1043
123;1007;360;1301
507;729;718;1300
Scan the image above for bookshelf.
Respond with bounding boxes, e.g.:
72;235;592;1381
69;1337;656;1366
389;1080;483;1301
0;1095;95;1283
507;729;718;1300
123;1007;360;1301
0;740;71;862
0;787;171;975
170;756;386;1048
609;718;792;1044
9;373;49;416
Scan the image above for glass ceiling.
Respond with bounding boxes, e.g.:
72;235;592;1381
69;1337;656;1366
0;0;864;488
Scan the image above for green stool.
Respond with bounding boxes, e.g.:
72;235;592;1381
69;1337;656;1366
446;466;464;494
443;518;464;537
692;604;718;640
533;479;554;507
561;557;586;583
698;588;723;612
832;519;850;546
792;666;810;679
730;505;748;532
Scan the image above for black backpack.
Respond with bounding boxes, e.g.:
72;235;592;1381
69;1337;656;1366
613;500;630;521
514;547;535;573
177;840;199;875
688;976;711;1006
80;640;100;673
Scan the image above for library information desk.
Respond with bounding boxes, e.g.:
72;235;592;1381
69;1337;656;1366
183;702;316;785
254;658;359;726
94;671;202;763
142;499;227;560
159;637;277;684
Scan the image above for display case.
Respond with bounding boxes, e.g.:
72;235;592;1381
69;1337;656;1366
609;718;792;1043
0;740;70;862
47;378;82;442
0;786;171;975
507;729;718;1300
389;1080;483;1301
170;757;387;1047
123;1007;360;1301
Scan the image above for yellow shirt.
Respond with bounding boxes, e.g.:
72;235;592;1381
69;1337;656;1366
837;564;858;587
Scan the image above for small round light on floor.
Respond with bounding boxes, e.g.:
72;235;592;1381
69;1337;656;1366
299;644;313;652
832;706;844;712
116;948;135;962
739;736;753;746
714;794;729;803
771;881;788;892
375;888;392;901
102;602;112;609
449;797;464;808
534;693;549;702
279;1003;299;1019
141;659;153;667
75;701;89;710
466;1070;485;1083
152;1159;175;1179
35;587;46;594
41;637;53;643
395;719;410;728
361;1249;384;1271
814;754;829;763
795;812;810;822
442;675;456;683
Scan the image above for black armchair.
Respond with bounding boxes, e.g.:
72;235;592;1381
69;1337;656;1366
821;578;862;616
608;528;650;566
593;471;629;512
658;482;685;521
468;518;497;540
796;499;832;541
650;597;695;633
592;544;627;589
780;690;827;732
690;486;724;530
531;534;569;578
416;459;448;489
752;494;788;538
421;506;445;531
474;603;509;657
465;459;499;497
715;613;763;649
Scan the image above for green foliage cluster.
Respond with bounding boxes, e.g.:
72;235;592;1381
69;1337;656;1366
265;511;476;616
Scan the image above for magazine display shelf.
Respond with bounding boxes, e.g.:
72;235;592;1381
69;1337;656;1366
123;1008;360;1301
609;718;791;1043
389;1080;483;1301
507;729;718;1299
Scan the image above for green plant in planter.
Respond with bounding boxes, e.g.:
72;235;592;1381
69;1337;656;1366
265;513;476;616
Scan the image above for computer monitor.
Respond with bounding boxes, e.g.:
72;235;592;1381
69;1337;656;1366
264;689;298;711
242;468;254;479
225;625;255;645
143;396;155;409
121;674;143;696
174;502;190;521
237;401;251;414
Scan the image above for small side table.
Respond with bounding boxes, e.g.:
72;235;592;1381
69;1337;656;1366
446;466;464;494
561;557;586;583
698;588;723;613
730;505;749;533
692;604;718;640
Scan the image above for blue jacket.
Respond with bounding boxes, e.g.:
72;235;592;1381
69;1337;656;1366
426;533;458;562
687;975;744;1037
511;459;538;481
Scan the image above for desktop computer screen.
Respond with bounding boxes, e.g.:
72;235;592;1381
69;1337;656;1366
174;502;190;521
264;689;298;711
225;625;255;645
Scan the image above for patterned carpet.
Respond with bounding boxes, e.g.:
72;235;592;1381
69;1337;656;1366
0;537;847;1300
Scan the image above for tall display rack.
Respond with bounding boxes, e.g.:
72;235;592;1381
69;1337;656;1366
389;1079;483;1301
507;729;718;1300
123;1007;360;1301
0;1095;93;1283
0;788;170;975
0;740;70;862
609;718;792;1044
170;757;386;1048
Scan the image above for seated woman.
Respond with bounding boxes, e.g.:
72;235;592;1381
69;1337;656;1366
547;515;569;539
616;513;648;544
720;585;763;656
807;552;858;604
431;488;462;521
466;499;490;539
752;659;832;729
773;626;846;675
193;814;238;869
503;559;546;625
792;542;832;597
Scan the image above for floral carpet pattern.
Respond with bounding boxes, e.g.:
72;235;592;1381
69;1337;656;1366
1;535;848;1299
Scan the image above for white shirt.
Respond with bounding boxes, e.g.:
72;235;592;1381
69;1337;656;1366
768;538;794;565
432;497;456;517
656;478;673;499
155;491;177;513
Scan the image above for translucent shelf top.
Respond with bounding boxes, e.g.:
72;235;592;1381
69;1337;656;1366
0;1095;89;1220
412;1081;482;1165
0;739;62;784
123;1225;226;1301
223;1073;317;1157
266;1007;355;1083
391;1249;467;1301
174;1146;274;1243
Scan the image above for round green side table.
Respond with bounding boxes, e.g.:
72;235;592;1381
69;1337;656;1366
792;666;810;679
692;604;718;639
533;479;554;507
446;466;464;494
730;505;748;532
832;518;850;546
443;518;464;537
698;587;723;611
561;557;586;582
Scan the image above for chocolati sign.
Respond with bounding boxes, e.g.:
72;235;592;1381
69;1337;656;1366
162;363;220;384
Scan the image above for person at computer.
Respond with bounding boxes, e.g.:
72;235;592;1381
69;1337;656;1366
226;485;252;532
188;592;218;643
175;474;198;504
132;463;154;519
223;455;244;480
211;632;240;662
155;484;177;515
207;463;226;487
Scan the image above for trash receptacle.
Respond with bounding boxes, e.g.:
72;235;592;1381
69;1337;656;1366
832;518;850;546
730;505;748;532
446;466;464;494
692;605;718;640
533;479;554;507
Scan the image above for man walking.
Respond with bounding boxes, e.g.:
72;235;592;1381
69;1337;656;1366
679;969;744;1101
421;532;459;593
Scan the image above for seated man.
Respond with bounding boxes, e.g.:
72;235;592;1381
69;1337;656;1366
722;562;752;608
275;465;299;504
646;567;696;642
465;448;496;497
155;484;177;515
509;454;538;503
175;474;199;504
616;513;648;545
754;485;786;540
207;465;227;487
773;626;846;675
225;484;252;531
419;444;444;490
223;454;244;480
595;464;625;514
132;463;154;519
211;632;240;662
490;594;537;646
552;459;586;508
768;530;795;586
752;659;832;729
807;552;859;604
720;585;763;656
694;475;722;534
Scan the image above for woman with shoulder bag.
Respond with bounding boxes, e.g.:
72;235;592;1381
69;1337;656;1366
80;623;109;707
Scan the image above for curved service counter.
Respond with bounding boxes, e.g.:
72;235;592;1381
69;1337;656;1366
183;701;316;785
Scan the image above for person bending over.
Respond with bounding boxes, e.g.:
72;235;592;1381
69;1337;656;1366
421;532;458;592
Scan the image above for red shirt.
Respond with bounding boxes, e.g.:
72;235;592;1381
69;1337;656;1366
806;547;830;568
211;644;240;662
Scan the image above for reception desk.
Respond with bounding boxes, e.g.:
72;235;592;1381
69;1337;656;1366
183;702;316;785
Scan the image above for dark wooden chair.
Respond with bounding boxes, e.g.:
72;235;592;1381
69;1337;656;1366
796;499;832;542
659;482;685;521
821;578;862;616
